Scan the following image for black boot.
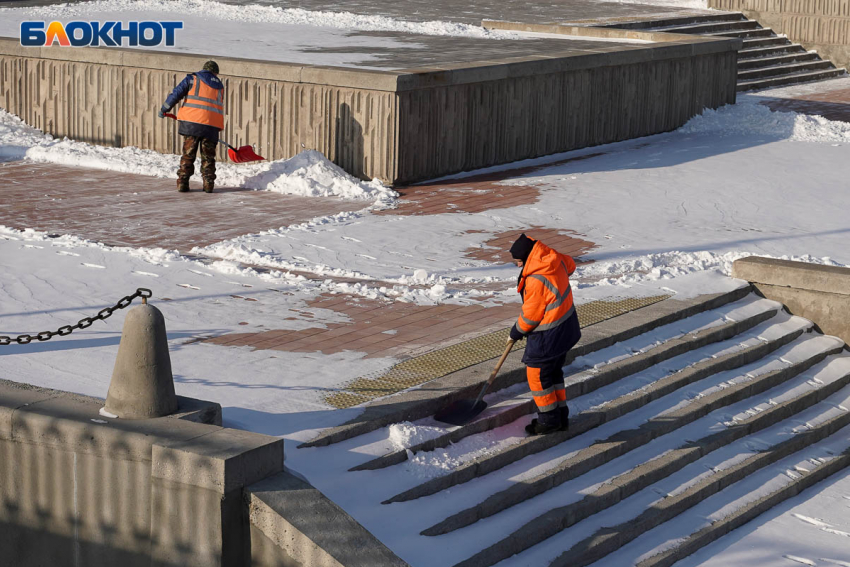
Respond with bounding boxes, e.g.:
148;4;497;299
560;405;570;431
203;179;214;193
177;178;189;192
525;418;561;436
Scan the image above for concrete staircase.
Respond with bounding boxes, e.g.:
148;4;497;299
309;290;850;566
609;13;846;92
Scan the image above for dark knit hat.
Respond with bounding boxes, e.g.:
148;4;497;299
509;233;536;262
202;60;220;74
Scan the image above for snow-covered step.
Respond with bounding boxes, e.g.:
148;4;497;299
741;36;792;49
647;20;759;35
737;67;846;91
382;315;815;504
425;353;850;547
301;288;751;449
491;384;850;567
737;51;819;70
737;44;807;60
352;296;781;472
602;13;745;31
738;59;834;80
705;27;775;38
583;391;850;567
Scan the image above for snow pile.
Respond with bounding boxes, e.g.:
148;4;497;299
0;110;396;203
19;0;522;40
680;101;850;143
387;422;445;452
575;250;846;289
244;151;393;202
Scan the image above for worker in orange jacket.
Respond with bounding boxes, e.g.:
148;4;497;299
159;60;225;193
508;234;581;436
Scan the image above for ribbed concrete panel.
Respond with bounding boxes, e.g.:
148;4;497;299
0;55;399;182
396;52;736;183
0;30;736;184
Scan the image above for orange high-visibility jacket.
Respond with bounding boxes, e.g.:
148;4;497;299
176;74;224;130
515;241;576;337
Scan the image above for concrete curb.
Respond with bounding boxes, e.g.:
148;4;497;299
383;320;814;505
547;411;850;567
301;287;751;449
428;351;850;545
352;303;777;472
247;471;410;567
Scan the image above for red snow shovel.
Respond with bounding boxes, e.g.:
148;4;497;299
163;113;265;163
434;339;516;426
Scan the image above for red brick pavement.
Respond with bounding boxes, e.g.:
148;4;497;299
465;227;597;264
0;160;364;250
759;87;850;123
2;155;596;359
204;293;522;359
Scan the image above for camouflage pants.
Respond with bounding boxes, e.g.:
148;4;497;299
177;136;217;182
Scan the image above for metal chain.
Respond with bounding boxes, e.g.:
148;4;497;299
0;288;152;346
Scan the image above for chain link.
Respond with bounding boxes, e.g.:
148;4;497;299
0;288;152;346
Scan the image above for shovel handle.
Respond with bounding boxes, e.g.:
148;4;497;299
487;339;516;386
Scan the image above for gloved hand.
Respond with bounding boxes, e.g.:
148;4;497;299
509;324;524;342
158;107;167;119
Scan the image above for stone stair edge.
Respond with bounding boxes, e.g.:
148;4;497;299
450;381;850;567
299;285;752;449
636;448;850;567
737;67;846;91
425;341;850;540
545;407;850;567
351;302;780;472
383;322;819;505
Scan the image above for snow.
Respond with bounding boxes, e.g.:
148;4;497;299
3;32;850;566
0;0;535;69
0;109;396;203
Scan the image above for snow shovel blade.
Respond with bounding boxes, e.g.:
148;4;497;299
434;399;488;426
227;145;265;163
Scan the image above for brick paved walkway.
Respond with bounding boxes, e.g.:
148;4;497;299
759;86;850;123
0;160;364;250
1;158;595;360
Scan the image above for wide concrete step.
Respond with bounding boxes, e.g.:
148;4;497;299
383;314;812;504
352;296;780;472
546;385;850;567
301;287;751;449
738;43;808;60
427;351;850;543
649;19;760;34
603;13;746;30
742;36;792;48
738;68;847;91
737;51;819;70
706;27;776;38
738;59;834;80
451;357;850;567
626;435;850;567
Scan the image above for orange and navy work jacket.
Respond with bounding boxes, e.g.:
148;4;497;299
176;73;225;130
515;241;581;364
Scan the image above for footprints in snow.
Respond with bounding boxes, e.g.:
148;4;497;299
81;263;106;269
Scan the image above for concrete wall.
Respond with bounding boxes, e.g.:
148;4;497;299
397;51;737;181
708;0;850;69
0;29;738;184
0;379;284;567
732;256;850;346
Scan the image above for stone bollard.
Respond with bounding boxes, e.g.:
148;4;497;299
103;301;178;419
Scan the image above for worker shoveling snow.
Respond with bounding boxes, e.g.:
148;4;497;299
0;109;396;203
